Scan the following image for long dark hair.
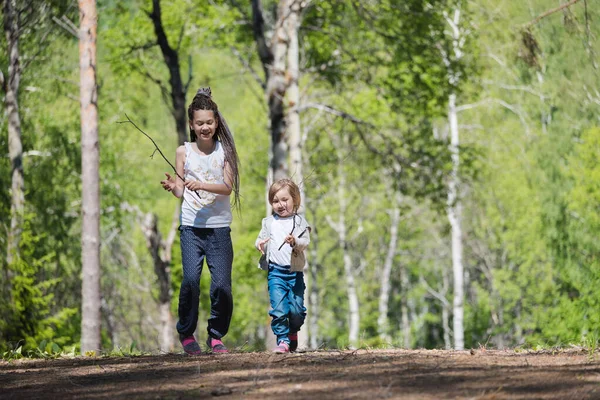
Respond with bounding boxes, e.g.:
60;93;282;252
188;87;240;209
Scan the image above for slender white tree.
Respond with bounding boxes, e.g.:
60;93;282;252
3;0;24;265
78;0;101;354
440;6;467;350
377;188;401;345
326;132;360;349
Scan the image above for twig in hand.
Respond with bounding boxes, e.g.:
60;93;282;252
118;113;184;181
118;114;203;202
278;227;308;251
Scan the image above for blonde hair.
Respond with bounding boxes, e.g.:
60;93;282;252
268;179;301;212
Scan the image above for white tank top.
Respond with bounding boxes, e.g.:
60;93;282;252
180;141;232;228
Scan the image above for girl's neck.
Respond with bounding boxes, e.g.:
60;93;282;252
195;138;216;155
275;213;295;219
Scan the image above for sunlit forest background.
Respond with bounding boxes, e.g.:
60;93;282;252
1;0;599;355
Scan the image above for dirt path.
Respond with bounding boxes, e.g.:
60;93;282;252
1;349;599;399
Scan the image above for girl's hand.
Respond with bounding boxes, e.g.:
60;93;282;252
256;238;270;254
161;173;176;192
184;180;204;191
284;235;296;247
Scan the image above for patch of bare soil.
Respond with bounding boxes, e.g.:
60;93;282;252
1;348;599;399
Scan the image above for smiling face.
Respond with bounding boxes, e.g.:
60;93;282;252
189;109;218;143
271;187;296;218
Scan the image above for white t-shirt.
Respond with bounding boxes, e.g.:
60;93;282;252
268;215;296;266
180;141;232;228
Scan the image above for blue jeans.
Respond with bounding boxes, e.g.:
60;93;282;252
267;264;306;345
177;226;233;339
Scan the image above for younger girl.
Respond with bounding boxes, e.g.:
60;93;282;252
161;87;240;355
255;179;311;353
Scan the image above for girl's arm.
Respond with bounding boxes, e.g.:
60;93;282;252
184;161;234;196
255;218;269;253
161;146;186;198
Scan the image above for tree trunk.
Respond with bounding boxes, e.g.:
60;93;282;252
79;0;101;354
149;0;188;145
331;136;359;349
284;0;314;350
448;91;464;350
400;267;411;348
307;203;319;349
144;0;192;351
4;0;24;265
442;7;465;351
442;268;451;349
267;0;292;182
140;209;176;353
378;192;401;345
286;0;302;186
448;90;464;350
251;0;309;349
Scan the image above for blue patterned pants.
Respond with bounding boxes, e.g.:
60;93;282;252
177;226;233;339
268;265;306;345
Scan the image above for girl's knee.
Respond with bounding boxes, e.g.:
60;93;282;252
212;284;232;298
269;308;287;320
181;278;200;291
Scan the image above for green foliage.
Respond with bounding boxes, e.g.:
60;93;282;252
2;0;599;356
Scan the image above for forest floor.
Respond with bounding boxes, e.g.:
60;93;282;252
1;348;599;399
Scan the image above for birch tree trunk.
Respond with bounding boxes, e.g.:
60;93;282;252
400;267;411;348
442;268;452;349
378;192;401;345
284;0;314;350
448;91;464;350
442;8;465;351
307;202;319;349
4;0;24;265
327;134;360;349
286;1;302;186
79;0;101;354
268;0;291;181
251;0;313;349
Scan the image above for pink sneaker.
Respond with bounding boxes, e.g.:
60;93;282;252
180;336;202;356
206;337;228;353
273;341;290;353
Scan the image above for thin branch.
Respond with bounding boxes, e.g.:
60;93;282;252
118;114;180;178
231;46;265;89
183;54;193;94
325;214;339;232
121;42;158;57
175;21;186;53
52;15;78;38
296;102;373;126
118;114;205;203
522;0;581;28
129;63;172;110
454;97;531;136
420;276;450;307
583;0;598;69
481;80;546;100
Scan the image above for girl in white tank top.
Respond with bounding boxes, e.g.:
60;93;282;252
180;140;232;228
160;87;240;355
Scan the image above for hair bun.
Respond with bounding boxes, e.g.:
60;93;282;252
196;87;212;98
